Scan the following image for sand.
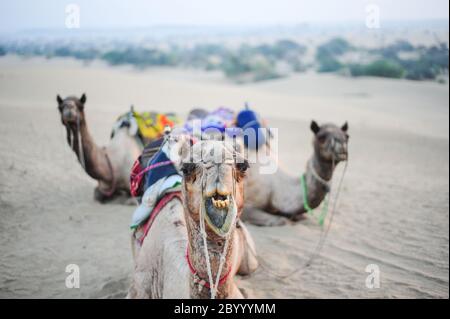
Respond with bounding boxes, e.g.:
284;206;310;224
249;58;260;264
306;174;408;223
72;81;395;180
0;55;448;298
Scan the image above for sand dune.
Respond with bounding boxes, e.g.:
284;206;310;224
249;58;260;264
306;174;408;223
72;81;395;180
0;56;448;298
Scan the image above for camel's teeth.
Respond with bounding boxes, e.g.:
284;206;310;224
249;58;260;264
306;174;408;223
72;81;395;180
211;197;230;209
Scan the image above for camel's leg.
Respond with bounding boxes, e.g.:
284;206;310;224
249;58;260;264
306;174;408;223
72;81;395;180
126;271;153;299
229;284;245;299
121;196;138;206
236;221;259;276
241;207;289;227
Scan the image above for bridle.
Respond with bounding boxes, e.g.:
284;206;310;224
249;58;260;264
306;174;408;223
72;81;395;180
187;142;240;299
247;135;349;280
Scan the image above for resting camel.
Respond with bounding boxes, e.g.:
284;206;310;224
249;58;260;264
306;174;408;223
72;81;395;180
242;120;349;226
57;94;142;202
127;138;258;299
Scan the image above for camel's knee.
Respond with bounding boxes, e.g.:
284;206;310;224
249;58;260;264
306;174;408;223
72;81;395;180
94;187;112;203
238;251;259;276
236;221;259;275
242;207;289;227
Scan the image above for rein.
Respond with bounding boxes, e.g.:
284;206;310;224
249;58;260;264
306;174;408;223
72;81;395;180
300;157;333;225
194;146;239;299
300;174;329;226
252;153;349;280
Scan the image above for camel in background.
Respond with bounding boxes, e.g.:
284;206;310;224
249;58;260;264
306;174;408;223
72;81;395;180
57;94;142;202
243;120;349;226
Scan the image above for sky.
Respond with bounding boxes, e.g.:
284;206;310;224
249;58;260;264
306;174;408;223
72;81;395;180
0;0;449;32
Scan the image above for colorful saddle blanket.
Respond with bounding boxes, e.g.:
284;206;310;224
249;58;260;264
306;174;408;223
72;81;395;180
184;106;267;149
130;136;181;229
129;105;269;233
111;109;180;145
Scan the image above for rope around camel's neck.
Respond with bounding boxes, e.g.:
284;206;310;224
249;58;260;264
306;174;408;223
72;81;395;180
188;169;238;299
303;153;336;209
67;118;86;171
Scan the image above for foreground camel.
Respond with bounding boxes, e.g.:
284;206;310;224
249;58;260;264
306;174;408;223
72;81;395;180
127;139;258;299
57;94;142;202
243;120;349;226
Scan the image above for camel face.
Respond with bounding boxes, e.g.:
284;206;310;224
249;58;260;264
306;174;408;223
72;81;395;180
311;120;349;163
57;94;86;126
181;140;248;237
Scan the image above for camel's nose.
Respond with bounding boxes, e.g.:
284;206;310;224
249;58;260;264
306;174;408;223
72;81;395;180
204;166;233;198
334;141;348;160
63;108;73;120
334;140;346;152
205;181;231;198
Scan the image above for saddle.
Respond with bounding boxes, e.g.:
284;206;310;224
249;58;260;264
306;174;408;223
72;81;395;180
111;109;180;146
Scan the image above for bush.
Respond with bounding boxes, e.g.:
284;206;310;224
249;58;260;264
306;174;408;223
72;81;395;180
375;42;448;80
221;54;282;82
349;59;405;78
317;55;343;73
316;38;350;73
221;55;252;77
102;48;177;67
317;38;351;57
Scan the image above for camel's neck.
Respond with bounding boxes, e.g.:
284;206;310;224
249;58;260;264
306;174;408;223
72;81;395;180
185;217;236;299
67;116;111;183
264;151;336;216
302;153;334;210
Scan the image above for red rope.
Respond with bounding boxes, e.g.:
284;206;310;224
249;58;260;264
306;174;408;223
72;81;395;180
136;160;174;178
185;246;232;289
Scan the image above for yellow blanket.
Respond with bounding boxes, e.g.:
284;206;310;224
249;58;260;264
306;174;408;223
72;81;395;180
132;111;180;140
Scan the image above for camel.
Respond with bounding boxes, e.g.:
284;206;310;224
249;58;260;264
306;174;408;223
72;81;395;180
242;120;349;226
57;94;143;202
127;138;258;299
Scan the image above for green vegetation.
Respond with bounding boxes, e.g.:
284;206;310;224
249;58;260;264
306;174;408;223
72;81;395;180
1;37;447;83
316;38;351;73
349;59;405;79
366;41;449;80
102;48;177;67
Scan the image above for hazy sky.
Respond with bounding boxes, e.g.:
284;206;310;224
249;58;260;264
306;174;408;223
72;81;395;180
0;0;449;31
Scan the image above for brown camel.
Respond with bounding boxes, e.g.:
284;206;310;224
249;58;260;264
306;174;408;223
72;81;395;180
242;120;349;226
127;138;258;299
57;94;142;202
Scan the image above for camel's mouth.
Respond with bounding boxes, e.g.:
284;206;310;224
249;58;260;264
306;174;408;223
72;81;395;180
337;152;348;161
203;193;236;237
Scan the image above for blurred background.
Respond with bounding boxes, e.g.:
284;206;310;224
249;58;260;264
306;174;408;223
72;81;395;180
0;0;448;83
0;1;448;299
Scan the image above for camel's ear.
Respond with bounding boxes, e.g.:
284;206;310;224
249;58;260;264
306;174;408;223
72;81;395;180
310;120;320;135
341;121;348;132
232;139;244;155
57;94;63;105
175;135;194;167
80;93;87;104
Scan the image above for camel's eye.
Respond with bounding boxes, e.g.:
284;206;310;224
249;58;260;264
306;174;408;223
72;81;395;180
317;133;327;144
236;160;249;173
181;163;197;176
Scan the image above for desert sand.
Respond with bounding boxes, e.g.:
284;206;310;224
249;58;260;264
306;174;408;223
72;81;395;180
0;55;448;298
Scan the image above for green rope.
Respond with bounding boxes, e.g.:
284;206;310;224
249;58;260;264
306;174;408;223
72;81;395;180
300;174;329;226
